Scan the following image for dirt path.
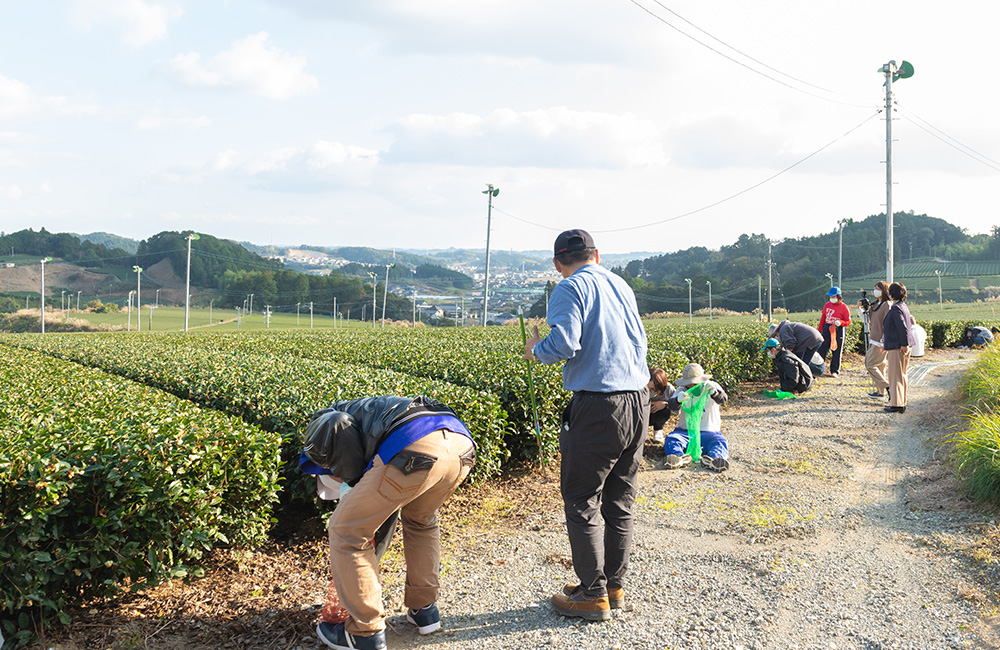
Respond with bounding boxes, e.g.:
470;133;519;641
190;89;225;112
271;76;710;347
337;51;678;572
30;350;1000;650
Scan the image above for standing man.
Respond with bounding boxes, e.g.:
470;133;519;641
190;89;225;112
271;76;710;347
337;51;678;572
524;229;649;621
302;395;476;650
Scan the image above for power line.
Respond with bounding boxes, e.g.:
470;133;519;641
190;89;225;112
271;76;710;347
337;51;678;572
493;111;880;235
625;0;877;108
896;107;1000;174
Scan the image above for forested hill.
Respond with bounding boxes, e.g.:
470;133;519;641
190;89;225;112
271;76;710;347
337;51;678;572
136;231;282;287
0;228;132;268
617;212;1000;313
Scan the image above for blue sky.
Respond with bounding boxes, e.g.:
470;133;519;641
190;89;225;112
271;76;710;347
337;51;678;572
1;1;998;254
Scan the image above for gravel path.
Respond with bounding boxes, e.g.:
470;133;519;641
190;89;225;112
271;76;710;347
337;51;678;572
370;349;1000;650
30;349;999;650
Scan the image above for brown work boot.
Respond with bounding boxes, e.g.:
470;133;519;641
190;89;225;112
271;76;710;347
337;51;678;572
562;583;624;609
551;587;611;621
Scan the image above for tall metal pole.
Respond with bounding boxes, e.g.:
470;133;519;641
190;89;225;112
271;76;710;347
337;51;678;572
706;280;712;320
381;264;391;328
185;233;199;332
333;297;337;327
936;270;943;309
40;257;50;333
133;266;142;332
481;184;499;326
685;278;692;324
837;219;848;289
883;61;895;283
369;272;377;329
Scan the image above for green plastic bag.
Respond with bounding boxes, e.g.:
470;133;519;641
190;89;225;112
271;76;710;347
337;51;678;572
681;382;712;463
763;390;796;399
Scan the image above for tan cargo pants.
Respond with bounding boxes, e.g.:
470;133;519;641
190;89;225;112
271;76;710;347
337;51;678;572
328;429;474;636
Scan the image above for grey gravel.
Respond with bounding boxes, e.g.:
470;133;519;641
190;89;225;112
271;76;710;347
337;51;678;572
315;349;999;650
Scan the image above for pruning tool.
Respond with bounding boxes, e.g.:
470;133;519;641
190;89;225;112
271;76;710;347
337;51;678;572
517;306;543;459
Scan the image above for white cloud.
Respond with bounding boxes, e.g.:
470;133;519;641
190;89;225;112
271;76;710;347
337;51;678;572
136;108;211;130
0;76;100;119
0;186;24;200
159;32;319;100
74;0;181;47
385;107;667;168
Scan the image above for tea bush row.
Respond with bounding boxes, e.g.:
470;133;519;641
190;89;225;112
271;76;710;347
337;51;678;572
0;334;510;487
0;345;282;646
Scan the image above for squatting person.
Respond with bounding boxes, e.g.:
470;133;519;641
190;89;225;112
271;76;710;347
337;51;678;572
524;228;649;622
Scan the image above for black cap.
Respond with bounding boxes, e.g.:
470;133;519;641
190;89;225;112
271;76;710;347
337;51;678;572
553;229;596;256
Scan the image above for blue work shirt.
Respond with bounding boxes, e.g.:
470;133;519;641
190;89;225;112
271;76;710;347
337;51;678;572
533;263;648;392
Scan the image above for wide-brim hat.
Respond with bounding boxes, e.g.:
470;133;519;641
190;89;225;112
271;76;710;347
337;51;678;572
676;362;712;387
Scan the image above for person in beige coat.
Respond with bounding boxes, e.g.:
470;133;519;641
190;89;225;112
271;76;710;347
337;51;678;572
860;280;891;398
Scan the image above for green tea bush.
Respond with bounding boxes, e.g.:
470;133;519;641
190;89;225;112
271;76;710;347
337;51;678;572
924;320;976;349
0;346;281;646
0;333;510;487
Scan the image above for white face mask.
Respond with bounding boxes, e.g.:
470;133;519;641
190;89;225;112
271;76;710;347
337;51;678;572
873;289;882;298
768;349;778;359
829;297;839;303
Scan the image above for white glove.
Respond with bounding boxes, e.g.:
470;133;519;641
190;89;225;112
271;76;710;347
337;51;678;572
834;319;842;327
339;481;353;500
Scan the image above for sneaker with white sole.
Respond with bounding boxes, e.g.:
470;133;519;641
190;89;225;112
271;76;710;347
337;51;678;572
700;455;730;472
316;622;386;650
664;453;692;469
406;604;441;635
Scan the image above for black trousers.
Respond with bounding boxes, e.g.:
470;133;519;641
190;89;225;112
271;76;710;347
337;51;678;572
560;389;649;596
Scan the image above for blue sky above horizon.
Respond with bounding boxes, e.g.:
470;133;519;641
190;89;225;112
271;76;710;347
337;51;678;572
1;1;998;254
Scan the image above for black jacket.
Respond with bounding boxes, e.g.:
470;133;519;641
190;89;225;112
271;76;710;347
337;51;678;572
774;349;813;393
303;395;458;485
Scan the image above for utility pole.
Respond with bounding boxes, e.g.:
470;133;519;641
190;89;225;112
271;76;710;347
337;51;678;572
481;184;499;326
837;218;851;289
39;257;51;333
333;297;337;327
936;269;943;309
133;266;142;331
77;290;81;312
880;59;913;283
706;280;712;320
412;292;417;326
184;233;199;332
684;278;692;324
381;264;392;328
368;272;377;329
209;299;213;323
309;301;313;328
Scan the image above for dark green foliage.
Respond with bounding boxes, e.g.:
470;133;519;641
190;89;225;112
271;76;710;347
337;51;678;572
414;264;474;289
0;229;131;269
618;213;990;313
0;294;23;314
0;346;281;646
137;231;282;289
73;232;139;255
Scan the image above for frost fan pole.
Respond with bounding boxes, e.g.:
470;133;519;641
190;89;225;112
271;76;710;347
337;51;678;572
481;184;499;326
880;59;913;283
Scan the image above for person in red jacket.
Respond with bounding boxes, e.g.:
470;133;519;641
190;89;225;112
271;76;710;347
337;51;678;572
816;286;851;378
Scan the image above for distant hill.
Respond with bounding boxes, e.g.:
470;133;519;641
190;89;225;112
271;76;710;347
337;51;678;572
74;232;139;255
618;212;1000;312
